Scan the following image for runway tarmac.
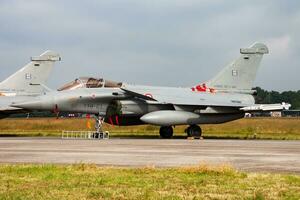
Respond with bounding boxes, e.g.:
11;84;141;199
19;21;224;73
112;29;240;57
0;137;299;173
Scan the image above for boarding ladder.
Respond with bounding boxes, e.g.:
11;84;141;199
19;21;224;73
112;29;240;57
61;131;109;140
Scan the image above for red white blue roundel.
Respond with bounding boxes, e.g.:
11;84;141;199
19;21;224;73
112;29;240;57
144;93;153;98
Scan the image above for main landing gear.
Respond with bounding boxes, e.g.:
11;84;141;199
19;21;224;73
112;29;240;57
159;126;173;138
159;125;202;139
186;125;202;139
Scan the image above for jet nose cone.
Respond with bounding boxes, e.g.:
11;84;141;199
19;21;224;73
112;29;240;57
11;100;43;110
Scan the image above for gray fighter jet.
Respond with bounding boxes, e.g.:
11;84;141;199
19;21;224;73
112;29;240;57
13;43;290;138
0;51;61;119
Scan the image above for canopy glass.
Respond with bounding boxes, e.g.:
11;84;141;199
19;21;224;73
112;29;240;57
58;77;122;91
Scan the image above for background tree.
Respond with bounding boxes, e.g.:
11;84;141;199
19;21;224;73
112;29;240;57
254;87;300;109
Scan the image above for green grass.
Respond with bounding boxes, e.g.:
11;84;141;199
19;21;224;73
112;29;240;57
1;117;300;140
0;164;299;200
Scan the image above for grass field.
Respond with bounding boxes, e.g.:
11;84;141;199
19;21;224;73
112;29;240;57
0;164;299;200
1;119;300;199
0;117;300;139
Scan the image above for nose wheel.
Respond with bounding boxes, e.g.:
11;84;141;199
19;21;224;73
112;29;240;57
186;125;202;139
159;126;173;138
92;114;109;139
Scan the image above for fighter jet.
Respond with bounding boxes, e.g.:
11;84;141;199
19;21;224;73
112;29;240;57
13;43;290;138
0;51;61;119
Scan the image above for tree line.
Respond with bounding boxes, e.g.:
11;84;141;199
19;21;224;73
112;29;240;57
254;87;300;109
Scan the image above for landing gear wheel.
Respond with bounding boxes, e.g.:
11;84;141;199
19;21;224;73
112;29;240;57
160;126;173;138
186;125;202;139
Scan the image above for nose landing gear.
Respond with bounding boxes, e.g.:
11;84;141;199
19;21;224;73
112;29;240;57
186;125;202;139
93;114;109;139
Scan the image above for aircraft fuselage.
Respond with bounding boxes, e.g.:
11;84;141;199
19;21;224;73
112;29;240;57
14;85;254;125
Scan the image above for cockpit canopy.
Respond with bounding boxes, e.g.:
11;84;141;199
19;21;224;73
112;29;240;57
58;77;123;91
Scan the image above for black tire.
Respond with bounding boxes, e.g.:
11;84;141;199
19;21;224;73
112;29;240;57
160;126;173;138
187;125;202;138
186;126;192;137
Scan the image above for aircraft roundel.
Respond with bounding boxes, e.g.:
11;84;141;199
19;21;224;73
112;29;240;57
144;93;153;98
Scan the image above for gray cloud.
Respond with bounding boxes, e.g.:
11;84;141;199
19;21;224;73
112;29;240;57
0;0;299;91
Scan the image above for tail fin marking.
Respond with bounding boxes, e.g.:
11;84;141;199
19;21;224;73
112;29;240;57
0;51;60;95
206;42;269;93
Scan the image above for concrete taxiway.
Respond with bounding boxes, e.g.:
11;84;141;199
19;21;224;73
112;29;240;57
0;137;299;173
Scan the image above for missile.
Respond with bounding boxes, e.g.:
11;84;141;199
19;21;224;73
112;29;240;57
140;110;200;126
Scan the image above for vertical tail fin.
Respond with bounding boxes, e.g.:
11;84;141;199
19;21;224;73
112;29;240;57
0;51;61;95
206;42;269;93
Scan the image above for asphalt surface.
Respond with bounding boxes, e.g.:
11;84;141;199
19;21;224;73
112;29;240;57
0;137;299;174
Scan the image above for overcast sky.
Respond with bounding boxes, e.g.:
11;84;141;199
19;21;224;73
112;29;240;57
0;0;299;91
